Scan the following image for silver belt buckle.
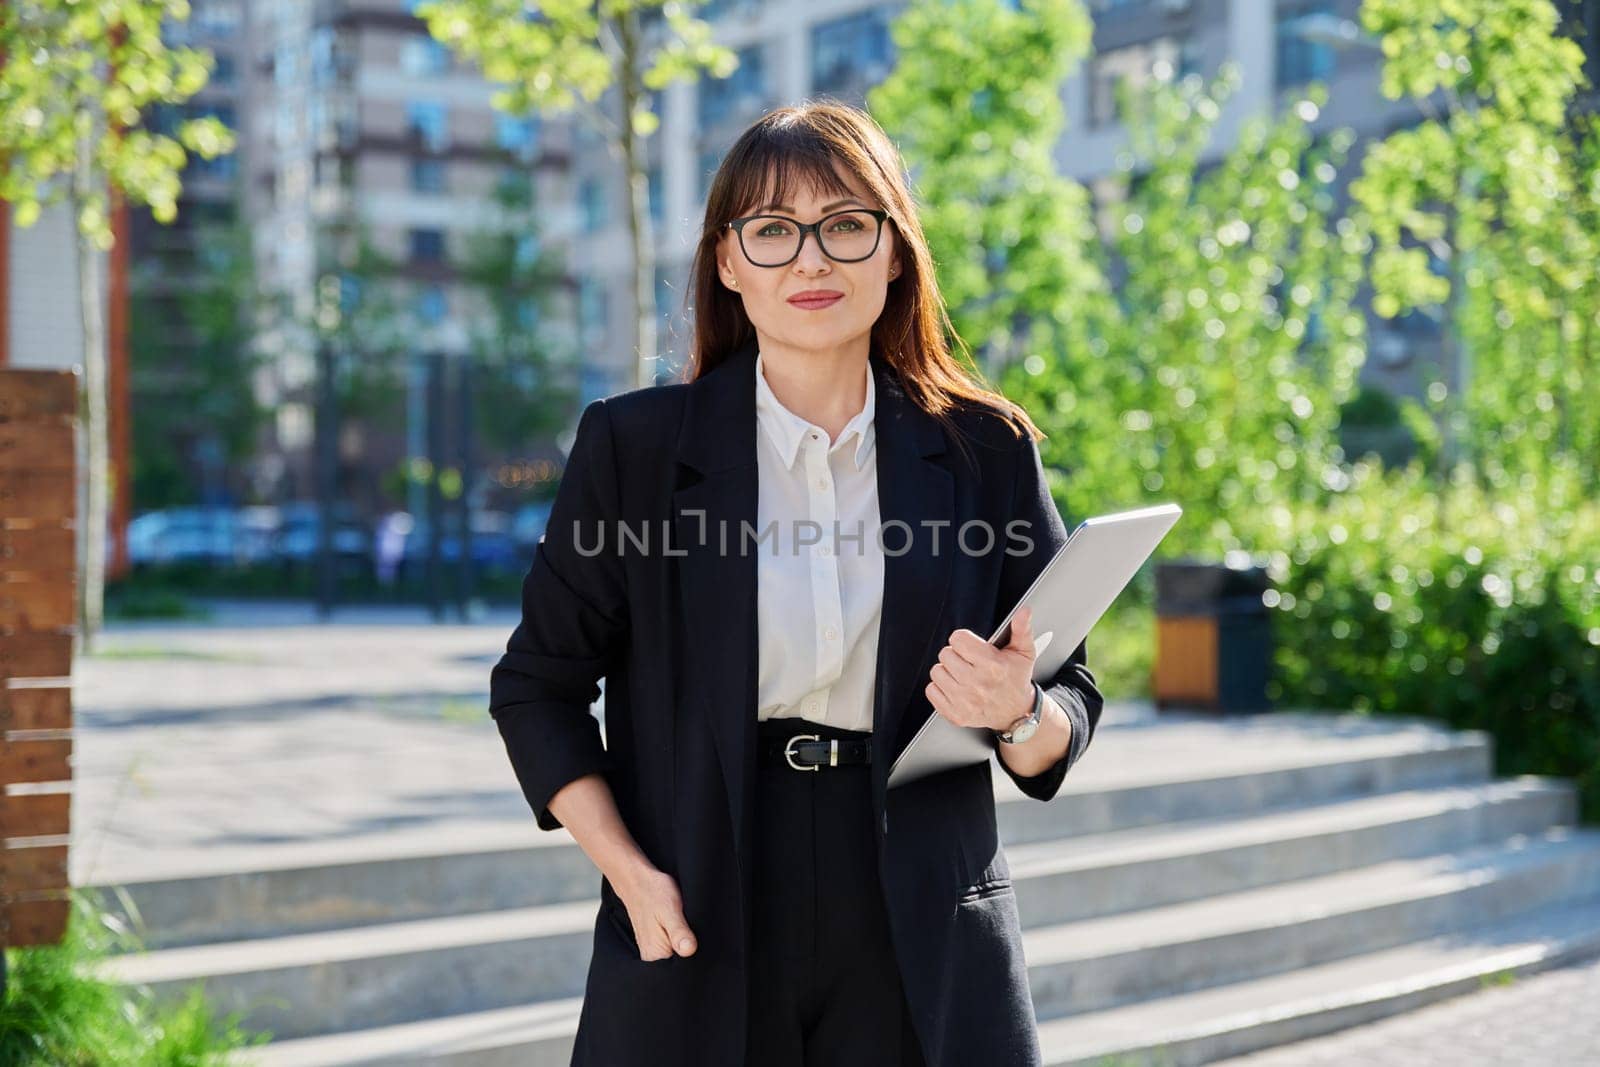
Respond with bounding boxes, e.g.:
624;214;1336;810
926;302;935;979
784;734;824;772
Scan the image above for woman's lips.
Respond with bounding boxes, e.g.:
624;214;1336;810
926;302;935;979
788;292;844;310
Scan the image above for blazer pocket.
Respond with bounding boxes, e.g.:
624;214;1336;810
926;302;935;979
957;877;1015;905
603;894;636;945
602;893;686;964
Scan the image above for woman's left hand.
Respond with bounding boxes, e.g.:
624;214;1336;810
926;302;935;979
926;606;1039;733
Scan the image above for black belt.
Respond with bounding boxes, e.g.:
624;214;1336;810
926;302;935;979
757;732;873;771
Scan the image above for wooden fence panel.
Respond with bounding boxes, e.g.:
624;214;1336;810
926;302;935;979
0;527;76;575
0;577;75;630
0;687;71;731
0;793;70;839
1;367;78;950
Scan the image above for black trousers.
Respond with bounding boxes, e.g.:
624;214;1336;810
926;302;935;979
746;716;928;1067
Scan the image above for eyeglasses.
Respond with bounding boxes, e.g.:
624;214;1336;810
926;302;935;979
725;208;891;267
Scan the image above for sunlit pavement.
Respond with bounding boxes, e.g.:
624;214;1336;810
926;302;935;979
69;600;532;885
1212;952;1600;1066
68;597;1156;886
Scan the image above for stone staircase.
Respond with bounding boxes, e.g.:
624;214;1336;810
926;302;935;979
85;709;1600;1067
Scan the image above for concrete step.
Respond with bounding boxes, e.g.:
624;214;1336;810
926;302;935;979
102;823;1600;1044
237;889;1600;1066
998;713;1492;845
90;717;1494;950
1037;894;1600;1066
93;898;599;1044
1011;776;1575;926
237;998;584;1067
1023;825;1600;1019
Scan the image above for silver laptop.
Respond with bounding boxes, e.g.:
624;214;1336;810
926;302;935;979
887;503;1183;789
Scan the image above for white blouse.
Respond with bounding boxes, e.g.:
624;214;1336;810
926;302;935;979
753;348;885;733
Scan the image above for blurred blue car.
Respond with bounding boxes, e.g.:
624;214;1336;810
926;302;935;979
126;508;238;567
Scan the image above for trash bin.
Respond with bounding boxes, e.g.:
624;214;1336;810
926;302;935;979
1153;559;1273;713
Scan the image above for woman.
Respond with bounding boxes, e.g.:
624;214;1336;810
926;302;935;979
489;101;1103;1067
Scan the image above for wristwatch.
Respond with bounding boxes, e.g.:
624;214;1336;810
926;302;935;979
996;681;1045;745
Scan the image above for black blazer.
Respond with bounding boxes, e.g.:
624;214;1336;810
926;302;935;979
490;336;1103;1067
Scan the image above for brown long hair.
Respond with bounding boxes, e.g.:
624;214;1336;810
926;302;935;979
684;101;1042;455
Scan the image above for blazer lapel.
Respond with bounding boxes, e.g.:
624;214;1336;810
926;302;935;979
671;336;954;880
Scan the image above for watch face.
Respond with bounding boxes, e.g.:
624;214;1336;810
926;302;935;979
1010;719;1039;744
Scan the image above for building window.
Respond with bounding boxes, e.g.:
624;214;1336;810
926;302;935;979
275;41;301;87
1276;3;1339;91
496;165;529;199
699;0;762;19
496;113;540;163
1087;37;1187;129
401;36;451;76
196;0;241;37
1576;0;1600;91
410;158;446;193
416;284;447;324
516;296;540;330
409;228;446;262
580;177;608;233
579;276;608;343
580;362;615;405
699;44;767;128
811;11;893;98
655;265;680;333
406;100;448;152
648;164;664;225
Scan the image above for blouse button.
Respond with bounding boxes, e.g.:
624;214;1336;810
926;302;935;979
823;626;837;641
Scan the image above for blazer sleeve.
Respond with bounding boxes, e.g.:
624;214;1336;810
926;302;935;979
490;397;629;831
987;429;1105;802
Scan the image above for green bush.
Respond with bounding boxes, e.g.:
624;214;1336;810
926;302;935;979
0;891;270;1066
1254;455;1600;822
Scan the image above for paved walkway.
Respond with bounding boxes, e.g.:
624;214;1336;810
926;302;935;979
1212;952;1600;1066
61;599;1600;1061
64;598;1439;886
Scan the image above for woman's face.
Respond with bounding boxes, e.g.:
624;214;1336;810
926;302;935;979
717;169;901;354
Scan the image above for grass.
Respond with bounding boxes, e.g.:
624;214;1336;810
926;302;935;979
437;696;488;724
0;890;271;1066
104;587;211;622
1478;967;1519;989
79;646;264;664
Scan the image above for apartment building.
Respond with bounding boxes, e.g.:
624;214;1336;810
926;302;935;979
240;0;582;505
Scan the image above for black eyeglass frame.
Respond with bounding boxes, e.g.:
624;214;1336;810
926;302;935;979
724;208;893;267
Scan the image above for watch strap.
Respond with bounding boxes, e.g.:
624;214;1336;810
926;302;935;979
997;681;1044;744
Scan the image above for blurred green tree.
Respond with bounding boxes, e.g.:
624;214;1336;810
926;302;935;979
869;0;1109;391
0;0;235;649
874;0;1366;564
127;218;274;510
1095;68;1367;555
413;0;736;392
457;171;578;467
1351;0;1598;505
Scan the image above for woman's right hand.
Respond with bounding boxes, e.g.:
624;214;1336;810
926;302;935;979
616;865;699;962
